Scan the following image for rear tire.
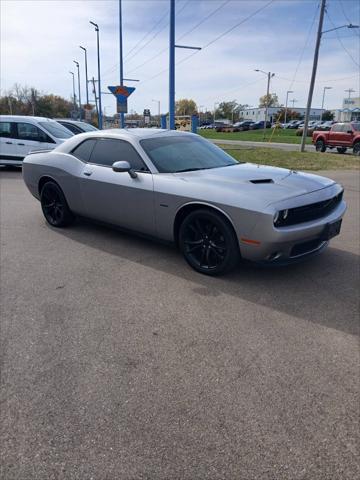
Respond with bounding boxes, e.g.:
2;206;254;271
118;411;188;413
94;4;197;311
179;209;240;276
337;147;347;154
315;139;326;152
40;181;74;227
353;142;360;156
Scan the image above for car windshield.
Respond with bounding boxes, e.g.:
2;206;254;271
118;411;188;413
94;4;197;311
140;135;239;173
39;122;74;139
352;123;360;131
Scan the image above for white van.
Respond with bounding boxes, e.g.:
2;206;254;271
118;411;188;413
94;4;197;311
0;115;74;166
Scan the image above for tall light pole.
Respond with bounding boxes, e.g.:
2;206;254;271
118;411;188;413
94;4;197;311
255;69;275;140
284;90;293;124
301;0;359;151
79;46;89;105
73;60;82;120
168;0;201;130
118;0;125;128
90;21;103;129
213;102;219;123
290;98;298;109
69;71;76;114
320;86;332;121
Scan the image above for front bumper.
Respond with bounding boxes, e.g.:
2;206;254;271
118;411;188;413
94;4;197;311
238;197;346;265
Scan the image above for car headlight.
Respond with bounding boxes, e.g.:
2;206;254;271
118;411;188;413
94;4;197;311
274;209;289;226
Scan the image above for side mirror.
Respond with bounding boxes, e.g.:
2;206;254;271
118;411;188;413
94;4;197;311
347;130;353;134
112;160;137;178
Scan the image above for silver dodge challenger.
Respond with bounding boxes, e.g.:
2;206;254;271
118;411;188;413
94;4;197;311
22;129;346;275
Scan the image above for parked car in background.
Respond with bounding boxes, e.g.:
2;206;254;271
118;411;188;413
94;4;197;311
233;121;254;131
23;129;346;275
55;119;98;135
0;115;74;166
215;123;234;133
284;120;302;129
318;120;336;131
249;121;271;130
312;122;360;155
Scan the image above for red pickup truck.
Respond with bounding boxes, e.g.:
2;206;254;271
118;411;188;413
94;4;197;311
312;122;360;155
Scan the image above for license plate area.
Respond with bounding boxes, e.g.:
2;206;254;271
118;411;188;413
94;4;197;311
321;219;342;241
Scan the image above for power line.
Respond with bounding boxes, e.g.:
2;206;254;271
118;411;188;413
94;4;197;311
143;0;275;83
287;1;319;92
325;11;360;67
126;0;231;76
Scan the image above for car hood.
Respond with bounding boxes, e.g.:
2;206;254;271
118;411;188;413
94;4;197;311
173;163;335;207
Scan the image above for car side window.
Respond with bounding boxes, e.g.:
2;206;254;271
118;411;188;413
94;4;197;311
332;124;342;132
89;138;149;171
61;122;82;134
0;122;14;138
342;124;351;133
71;139;97;162
16;122;51;142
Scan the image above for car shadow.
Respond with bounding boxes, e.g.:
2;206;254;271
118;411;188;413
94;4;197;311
52;217;359;337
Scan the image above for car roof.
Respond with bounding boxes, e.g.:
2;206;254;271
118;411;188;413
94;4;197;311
55;119;92;126
0;115;59;122
79;128;193;139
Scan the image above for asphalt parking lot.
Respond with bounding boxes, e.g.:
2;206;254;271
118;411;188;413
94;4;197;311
1;168;359;480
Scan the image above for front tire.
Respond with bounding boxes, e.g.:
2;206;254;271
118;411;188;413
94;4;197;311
179;209;240;275
40;181;74;227
315;139;326;152
353;142;360;156
337;147;347;154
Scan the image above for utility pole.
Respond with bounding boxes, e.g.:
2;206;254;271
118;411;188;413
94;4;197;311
284;90;293;124
345;88;355;99
300;0;326;152
90;21;103;129
320;86;331;121
73;60;82;120
79;46;89;105
255;69;275;140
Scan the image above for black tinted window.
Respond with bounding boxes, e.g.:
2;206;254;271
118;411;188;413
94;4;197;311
0;122;13;137
16;123;51;142
89;138;148;171
60;122;82;134
72;139;97;162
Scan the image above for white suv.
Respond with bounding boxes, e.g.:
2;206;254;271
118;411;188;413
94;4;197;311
0;115;74;166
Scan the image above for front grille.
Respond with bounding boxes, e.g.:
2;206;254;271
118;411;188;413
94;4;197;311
277;190;343;227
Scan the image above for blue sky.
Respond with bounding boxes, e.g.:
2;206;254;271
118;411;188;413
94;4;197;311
1;0;359;115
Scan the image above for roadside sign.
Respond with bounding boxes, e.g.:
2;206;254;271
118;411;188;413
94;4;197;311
84;109;92;121
108;85;135;115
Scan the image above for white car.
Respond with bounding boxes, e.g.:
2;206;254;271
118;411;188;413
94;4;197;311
0;115;74;166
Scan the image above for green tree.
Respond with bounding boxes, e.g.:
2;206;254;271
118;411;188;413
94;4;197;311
321;110;334;121
275;107;301;122
259;93;280;108
175;98;197;116
215;101;248;122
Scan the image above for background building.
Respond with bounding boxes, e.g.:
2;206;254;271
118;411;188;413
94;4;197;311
334;97;360;122
238;107;325;123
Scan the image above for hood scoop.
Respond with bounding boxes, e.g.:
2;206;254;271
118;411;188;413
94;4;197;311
249;178;274;184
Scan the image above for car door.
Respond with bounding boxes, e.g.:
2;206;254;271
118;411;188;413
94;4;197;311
328;123;342;146
79;137;155;236
340;123;353;146
0;121;20;164
15;122;56;158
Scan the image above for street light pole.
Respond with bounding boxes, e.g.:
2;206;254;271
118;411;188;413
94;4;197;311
320;86;332;121
69;71;76;114
152;99;161;126
90;21;103;129
345;88;355;99
79;46;89;105
119;0;125;128
73;60;82;120
284;90;293;124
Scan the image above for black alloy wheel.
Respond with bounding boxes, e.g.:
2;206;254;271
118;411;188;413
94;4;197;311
315;139;326;152
337;147;347;154
40;181;74;227
353;142;360;156
179;209;240;275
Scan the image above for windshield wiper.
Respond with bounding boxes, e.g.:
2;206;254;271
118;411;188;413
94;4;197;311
174;167;207;173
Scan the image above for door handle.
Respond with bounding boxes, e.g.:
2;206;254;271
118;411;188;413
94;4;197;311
17;143;25;146
5;141;13;144
83;170;93;176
